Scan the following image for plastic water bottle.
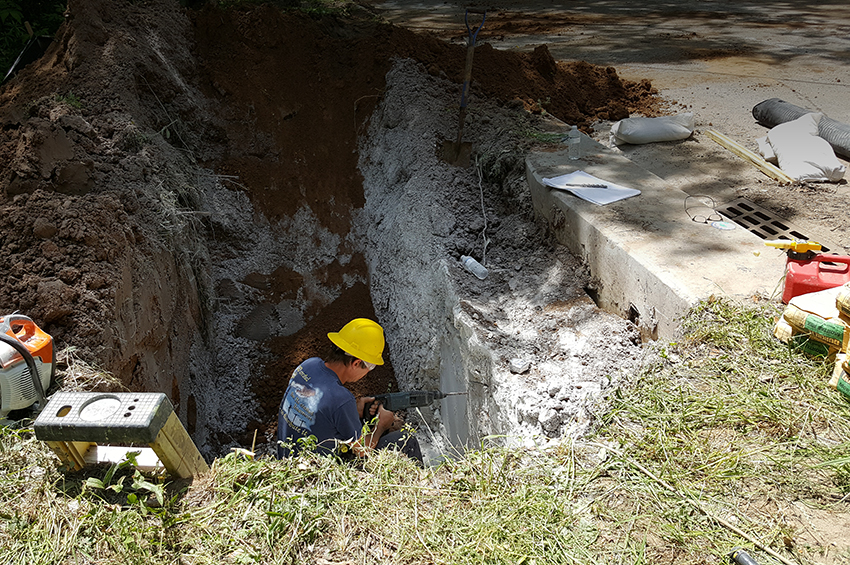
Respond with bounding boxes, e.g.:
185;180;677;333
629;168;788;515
460;255;488;280
567;125;581;160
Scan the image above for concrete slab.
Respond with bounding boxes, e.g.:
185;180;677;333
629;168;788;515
526;134;785;340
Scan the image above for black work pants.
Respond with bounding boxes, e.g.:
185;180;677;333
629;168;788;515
375;430;423;466
336;429;423;467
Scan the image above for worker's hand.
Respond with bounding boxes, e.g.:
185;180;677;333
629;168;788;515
356;396;374;419
376;404;395;429
358;396;384;420
390;413;404;433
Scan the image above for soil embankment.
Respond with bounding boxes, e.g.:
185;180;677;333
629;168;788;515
0;0;658;455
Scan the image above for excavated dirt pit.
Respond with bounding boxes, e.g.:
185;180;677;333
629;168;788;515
0;0;660;461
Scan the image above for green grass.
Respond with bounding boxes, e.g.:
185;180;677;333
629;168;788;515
2;298;849;564
594;298;850;564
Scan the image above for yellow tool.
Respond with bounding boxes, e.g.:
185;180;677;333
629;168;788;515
765;239;822;254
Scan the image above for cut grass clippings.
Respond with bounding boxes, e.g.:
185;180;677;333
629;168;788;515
2;297;850;564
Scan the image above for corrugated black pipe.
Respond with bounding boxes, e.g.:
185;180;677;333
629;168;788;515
752;98;850;159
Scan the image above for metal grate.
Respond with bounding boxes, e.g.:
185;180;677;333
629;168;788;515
717;197;835;253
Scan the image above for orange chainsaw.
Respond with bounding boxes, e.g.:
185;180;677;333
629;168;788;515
0;314;54;421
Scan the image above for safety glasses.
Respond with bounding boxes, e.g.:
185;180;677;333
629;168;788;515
361;360;376;371
684;194;723;224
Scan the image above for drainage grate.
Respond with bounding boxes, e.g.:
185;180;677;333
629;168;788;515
717;197;836;253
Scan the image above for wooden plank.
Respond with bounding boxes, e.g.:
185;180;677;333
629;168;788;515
45;441;93;471
160;413;209;477
68;441;94;469
42;412;207;478
45;441;79;470
705;129;796;185
149;413;209;478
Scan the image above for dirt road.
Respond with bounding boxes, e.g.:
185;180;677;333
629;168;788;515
370;0;850;253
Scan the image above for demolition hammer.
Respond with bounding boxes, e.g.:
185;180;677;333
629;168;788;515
362;390;467;419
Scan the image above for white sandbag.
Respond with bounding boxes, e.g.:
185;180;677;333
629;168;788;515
766;113;846;182
756;136;777;164
610;113;695;146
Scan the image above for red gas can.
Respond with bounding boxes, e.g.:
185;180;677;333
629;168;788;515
783;254;850;303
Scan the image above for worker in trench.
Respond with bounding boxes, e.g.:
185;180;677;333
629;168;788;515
276;318;423;466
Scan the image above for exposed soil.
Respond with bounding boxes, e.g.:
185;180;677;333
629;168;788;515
0;0;659;454
4;1;847;562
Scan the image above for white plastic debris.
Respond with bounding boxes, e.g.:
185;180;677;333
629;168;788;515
765;113;846;182
756;136;777;164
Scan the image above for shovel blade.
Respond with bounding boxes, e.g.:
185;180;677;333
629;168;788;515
439;140;473;167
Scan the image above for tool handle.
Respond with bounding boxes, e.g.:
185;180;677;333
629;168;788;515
362;400;374;421
464;9;486;44
362;394;390;421
0;314;36;341
459;40;476;111
812;254;850;270
363;391;446;418
729;548;760;565
453;9;485;146
765;239;822;253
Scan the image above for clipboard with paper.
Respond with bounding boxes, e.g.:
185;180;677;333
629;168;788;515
541;170;641;205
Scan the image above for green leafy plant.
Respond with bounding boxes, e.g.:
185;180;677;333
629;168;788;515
0;0;65;79
83;452;166;512
517;128;566;144
0;1;23;26
55;90;81;108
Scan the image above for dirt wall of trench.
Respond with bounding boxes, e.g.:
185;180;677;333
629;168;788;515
0;0;659;456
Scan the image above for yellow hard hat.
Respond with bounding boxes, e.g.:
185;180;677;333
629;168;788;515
328;318;385;365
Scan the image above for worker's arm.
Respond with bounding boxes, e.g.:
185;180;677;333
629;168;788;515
352;402;394;457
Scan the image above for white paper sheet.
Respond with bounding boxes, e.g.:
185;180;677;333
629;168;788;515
541;170;641;205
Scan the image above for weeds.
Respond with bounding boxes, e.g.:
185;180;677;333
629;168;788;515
83;452;166;510
1;298;848;564
55;91;82;109
594;297;850;564
298;0;354;17
55;346;126;392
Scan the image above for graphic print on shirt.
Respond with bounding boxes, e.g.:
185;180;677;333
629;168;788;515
282;380;323;435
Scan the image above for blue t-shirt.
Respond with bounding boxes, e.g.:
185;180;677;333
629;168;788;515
276;357;362;458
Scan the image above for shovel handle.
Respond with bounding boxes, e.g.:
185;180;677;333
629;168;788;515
464;9;486;47
459;9;485;112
